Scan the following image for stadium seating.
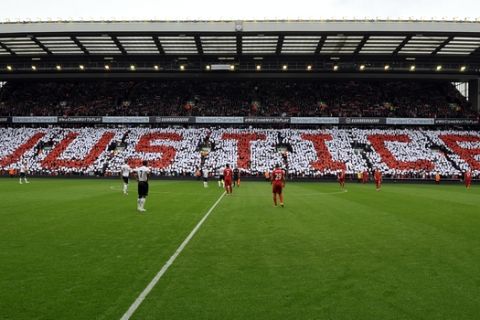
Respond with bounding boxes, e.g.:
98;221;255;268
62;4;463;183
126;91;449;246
354;129;459;177
0;80;474;118
282;129;367;176
425;130;480;172
1;127;479;178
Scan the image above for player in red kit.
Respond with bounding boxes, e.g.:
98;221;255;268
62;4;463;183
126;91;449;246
362;170;369;183
223;164;233;194
464;170;472;189
338;169;346;189
374;169;382;191
271;164;286;207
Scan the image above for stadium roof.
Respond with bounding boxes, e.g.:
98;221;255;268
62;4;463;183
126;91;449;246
1;20;480;77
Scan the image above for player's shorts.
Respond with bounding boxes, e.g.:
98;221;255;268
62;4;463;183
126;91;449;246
272;183;283;194
122;176;129;184
233;175;239;181
20;172;26;178
203;177;208;182
224;179;232;186
138;181;149;198
219;175;224;181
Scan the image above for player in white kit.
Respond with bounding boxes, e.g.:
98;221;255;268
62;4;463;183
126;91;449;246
134;160;151;212
202;167;209;188
217;166;224;188
19;162;29;184
120;160;132;195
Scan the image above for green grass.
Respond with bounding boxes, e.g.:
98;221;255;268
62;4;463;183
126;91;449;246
1;178;479;320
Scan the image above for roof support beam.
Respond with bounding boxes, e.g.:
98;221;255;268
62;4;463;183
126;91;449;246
236;35;242;54
31;36;51;55
471;49;480;57
354;35;369;54
111;35;127;55
194;35;203;54
276;35;284;55
393;35;412;54
315;36;326;54
469;41;480;57
71;36;89;55
432;35;454;55
152;36;165;54
0;40;15;55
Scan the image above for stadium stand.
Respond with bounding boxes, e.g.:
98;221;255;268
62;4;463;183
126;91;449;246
0;80;475;118
1;127;479;178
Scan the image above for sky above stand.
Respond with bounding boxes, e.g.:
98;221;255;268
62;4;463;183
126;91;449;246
1;0;479;22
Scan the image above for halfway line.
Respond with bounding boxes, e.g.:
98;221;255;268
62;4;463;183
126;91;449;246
119;191;227;320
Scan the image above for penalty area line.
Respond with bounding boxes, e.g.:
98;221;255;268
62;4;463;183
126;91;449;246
119;191;226;320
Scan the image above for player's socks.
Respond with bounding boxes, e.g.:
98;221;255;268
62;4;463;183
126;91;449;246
204;182;208;188
138;199;146;212
273;195;277;206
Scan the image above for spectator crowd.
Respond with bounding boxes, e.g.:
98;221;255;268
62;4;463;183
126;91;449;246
0;80;475;118
1;127;479;179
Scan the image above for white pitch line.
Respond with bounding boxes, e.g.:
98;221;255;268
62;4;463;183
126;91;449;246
119;191;226;320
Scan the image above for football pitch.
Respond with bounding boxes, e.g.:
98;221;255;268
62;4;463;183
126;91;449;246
1;178;480;320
